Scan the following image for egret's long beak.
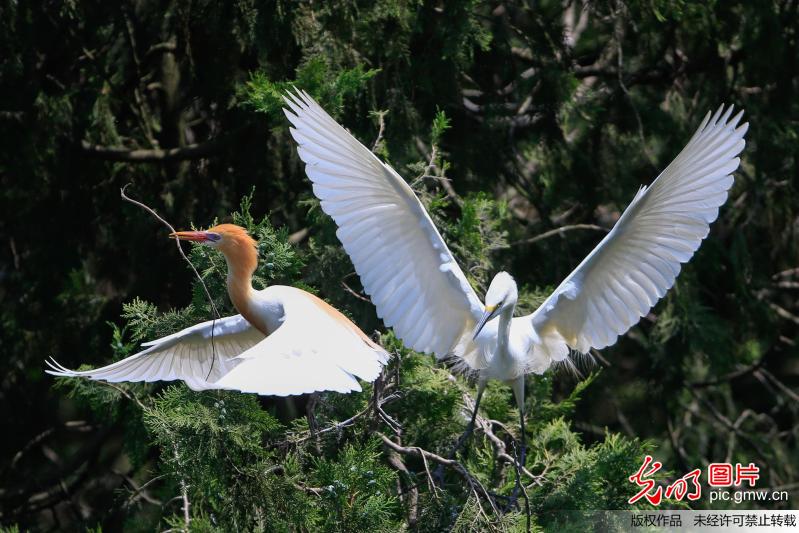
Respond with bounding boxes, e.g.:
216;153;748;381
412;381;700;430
473;305;498;340
170;230;212;242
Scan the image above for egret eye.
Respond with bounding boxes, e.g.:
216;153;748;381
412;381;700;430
207;232;222;242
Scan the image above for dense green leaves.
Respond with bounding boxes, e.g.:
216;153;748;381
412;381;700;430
2;0;798;530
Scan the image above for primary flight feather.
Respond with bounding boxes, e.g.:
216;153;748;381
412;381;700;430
283;89;747;491
47;223;389;396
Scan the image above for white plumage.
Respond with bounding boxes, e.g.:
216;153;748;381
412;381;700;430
47;315;263;391
283;93;485;365
529;104;747;361
284;91;746;381
212;286;389;395
284;89;747;475
47;224;389;396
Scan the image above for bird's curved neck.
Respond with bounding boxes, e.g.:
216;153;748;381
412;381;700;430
220;243;267;334
226;260;255;311
497;304;514;354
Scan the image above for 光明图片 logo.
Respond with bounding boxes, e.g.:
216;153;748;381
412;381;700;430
628;455;764;505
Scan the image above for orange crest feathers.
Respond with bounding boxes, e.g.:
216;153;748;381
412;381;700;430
208;223;257;249
208;224;258;276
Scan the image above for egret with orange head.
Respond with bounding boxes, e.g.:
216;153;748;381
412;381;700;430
47;223;389;396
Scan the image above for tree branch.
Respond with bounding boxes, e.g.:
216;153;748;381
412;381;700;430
377;433;499;519
688;359;763;388
81;139;221;162
510;224;608;246
119;186;221;379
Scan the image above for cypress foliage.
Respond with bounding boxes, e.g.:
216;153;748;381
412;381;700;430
1;0;797;529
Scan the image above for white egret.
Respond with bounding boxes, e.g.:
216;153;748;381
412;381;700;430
283;90;747;492
47;223;389;396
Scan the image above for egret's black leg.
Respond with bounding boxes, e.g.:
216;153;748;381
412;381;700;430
516;408;531;532
511;411;527;496
506;377;531;531
451;381;486;456
434;380;486;485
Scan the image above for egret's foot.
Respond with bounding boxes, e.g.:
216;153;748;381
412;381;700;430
433;422;477;486
501;441;529;514
448;422;477;459
499;486;530;531
500;479;523;513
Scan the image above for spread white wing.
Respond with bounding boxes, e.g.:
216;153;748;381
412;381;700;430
213;287;389;396
46;315;265;391
283;90;484;365
48;288;389;396
527;105;747;364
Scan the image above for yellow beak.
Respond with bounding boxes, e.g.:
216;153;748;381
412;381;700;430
473;305;499;340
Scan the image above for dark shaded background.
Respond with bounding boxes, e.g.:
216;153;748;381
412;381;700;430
1;0;797;529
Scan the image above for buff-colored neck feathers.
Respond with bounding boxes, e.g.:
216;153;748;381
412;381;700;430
209;224;258;278
208;224;270;334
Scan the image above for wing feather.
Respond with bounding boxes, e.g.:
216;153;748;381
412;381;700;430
284;90;484;363
214;287;389;396
528;105;747;358
46;315;264;390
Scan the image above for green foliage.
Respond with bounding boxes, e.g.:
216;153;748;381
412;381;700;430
449;192;510;286
310;440;400;531
141;387;309;531
241;57;379;120
40;196;654;530
430;107;451;145
2;0;798;530
527;424;651;515
122;298;199;343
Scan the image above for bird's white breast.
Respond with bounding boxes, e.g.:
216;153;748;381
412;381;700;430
473;317;534;381
250;286;290;334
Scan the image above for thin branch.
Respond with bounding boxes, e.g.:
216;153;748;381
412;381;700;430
82;139;222;162
370;110;388;152
0;426;113;510
176;447;190;531
120;8;158;144
413;137;463;207
510;224;608;246
457;387;544;486
768;302;799;325
688;359;762;388
115;471;165;507
377;433;499;519
686;388;769;461
666;416;690;473
119;185;220;320
101;380;149;412
341;273;372;303
119;185;221;378
146;41;178;58
772;267;799;280
377;404;402;435
286;392;401;445
6;421;92;473
756;368;799;404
